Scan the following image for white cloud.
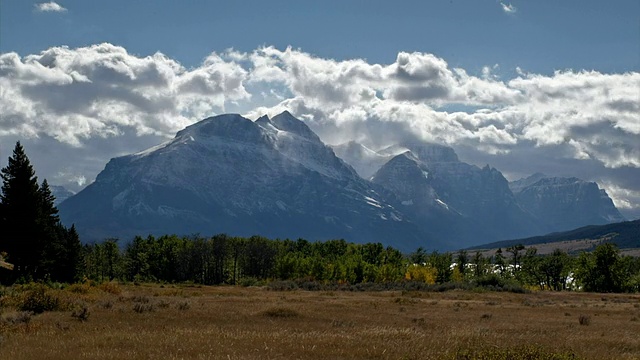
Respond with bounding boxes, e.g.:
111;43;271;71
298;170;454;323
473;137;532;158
0;44;249;146
500;2;517;14
1;44;639;211
35;2;67;13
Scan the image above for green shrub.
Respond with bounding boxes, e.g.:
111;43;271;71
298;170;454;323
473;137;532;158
19;285;61;314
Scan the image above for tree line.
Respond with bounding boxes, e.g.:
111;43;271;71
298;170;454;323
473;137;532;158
78;235;640;293
1;141;639;293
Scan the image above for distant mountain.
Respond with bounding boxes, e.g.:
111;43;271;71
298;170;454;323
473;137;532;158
510;174;625;232
371;144;541;248
338;141;624;248
51;185;75;205
59;113;627;252
469;219;640;251
59;112;426;251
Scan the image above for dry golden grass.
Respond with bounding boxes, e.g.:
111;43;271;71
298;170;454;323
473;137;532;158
1;284;639;359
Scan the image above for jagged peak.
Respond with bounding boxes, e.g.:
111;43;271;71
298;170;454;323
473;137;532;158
174;113;263;143
270;111;320;142
371;151;430;185
530;177;584;187
255;114;271;125
378;142;459;163
403;142;459;163
375;151;425;174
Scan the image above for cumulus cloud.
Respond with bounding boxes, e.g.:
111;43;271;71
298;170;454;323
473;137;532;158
0;43;638;212
34;2;67;12
0;44;249;146
500;2;517;14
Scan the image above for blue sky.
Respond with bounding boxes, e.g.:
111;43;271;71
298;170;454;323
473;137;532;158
1;0;639;218
2;1;638;74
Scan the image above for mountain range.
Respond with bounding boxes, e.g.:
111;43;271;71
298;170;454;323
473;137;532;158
59;111;624;251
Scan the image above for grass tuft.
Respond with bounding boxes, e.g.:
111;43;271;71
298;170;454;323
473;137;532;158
133;303;154;313
454;345;580;360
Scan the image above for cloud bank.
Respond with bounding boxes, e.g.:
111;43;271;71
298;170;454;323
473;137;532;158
1;44;639;217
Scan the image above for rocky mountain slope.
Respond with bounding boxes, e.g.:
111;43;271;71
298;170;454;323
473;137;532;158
59;112;426;251
370;144;542;247
341;141;624;247
510;174;625;232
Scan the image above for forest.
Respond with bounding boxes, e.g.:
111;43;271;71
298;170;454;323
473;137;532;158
2;141;640;293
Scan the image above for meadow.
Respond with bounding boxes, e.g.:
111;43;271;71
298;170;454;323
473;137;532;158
1;283;639;359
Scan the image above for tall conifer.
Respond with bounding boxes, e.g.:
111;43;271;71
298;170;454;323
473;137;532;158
0;142;82;282
0;142;42;279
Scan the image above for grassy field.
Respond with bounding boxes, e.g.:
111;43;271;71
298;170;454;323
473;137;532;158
1;283;639;359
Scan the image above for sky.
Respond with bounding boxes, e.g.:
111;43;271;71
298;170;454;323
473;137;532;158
0;0;639;219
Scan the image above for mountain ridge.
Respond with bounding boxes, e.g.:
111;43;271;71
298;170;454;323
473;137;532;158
59;112;428;251
59;113;625;251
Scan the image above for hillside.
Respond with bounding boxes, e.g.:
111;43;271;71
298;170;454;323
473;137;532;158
469;219;640;251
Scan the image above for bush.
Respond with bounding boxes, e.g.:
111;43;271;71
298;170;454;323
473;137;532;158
131;295;150;303
2;311;32;325
66;283;90;294
177;301;190;310
472;275;528;293
99;300;114;309
98;282;122;295
133;303;154;313
579;314;591;326
19;285;61;314
71;303;90;321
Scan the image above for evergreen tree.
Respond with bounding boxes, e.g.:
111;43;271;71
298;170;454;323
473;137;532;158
0;142;42;280
59;225;83;282
0;142;82;283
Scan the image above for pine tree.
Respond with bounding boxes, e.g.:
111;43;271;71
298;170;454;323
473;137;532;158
0;142;82;283
59;225;83;282
0;142;42;280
